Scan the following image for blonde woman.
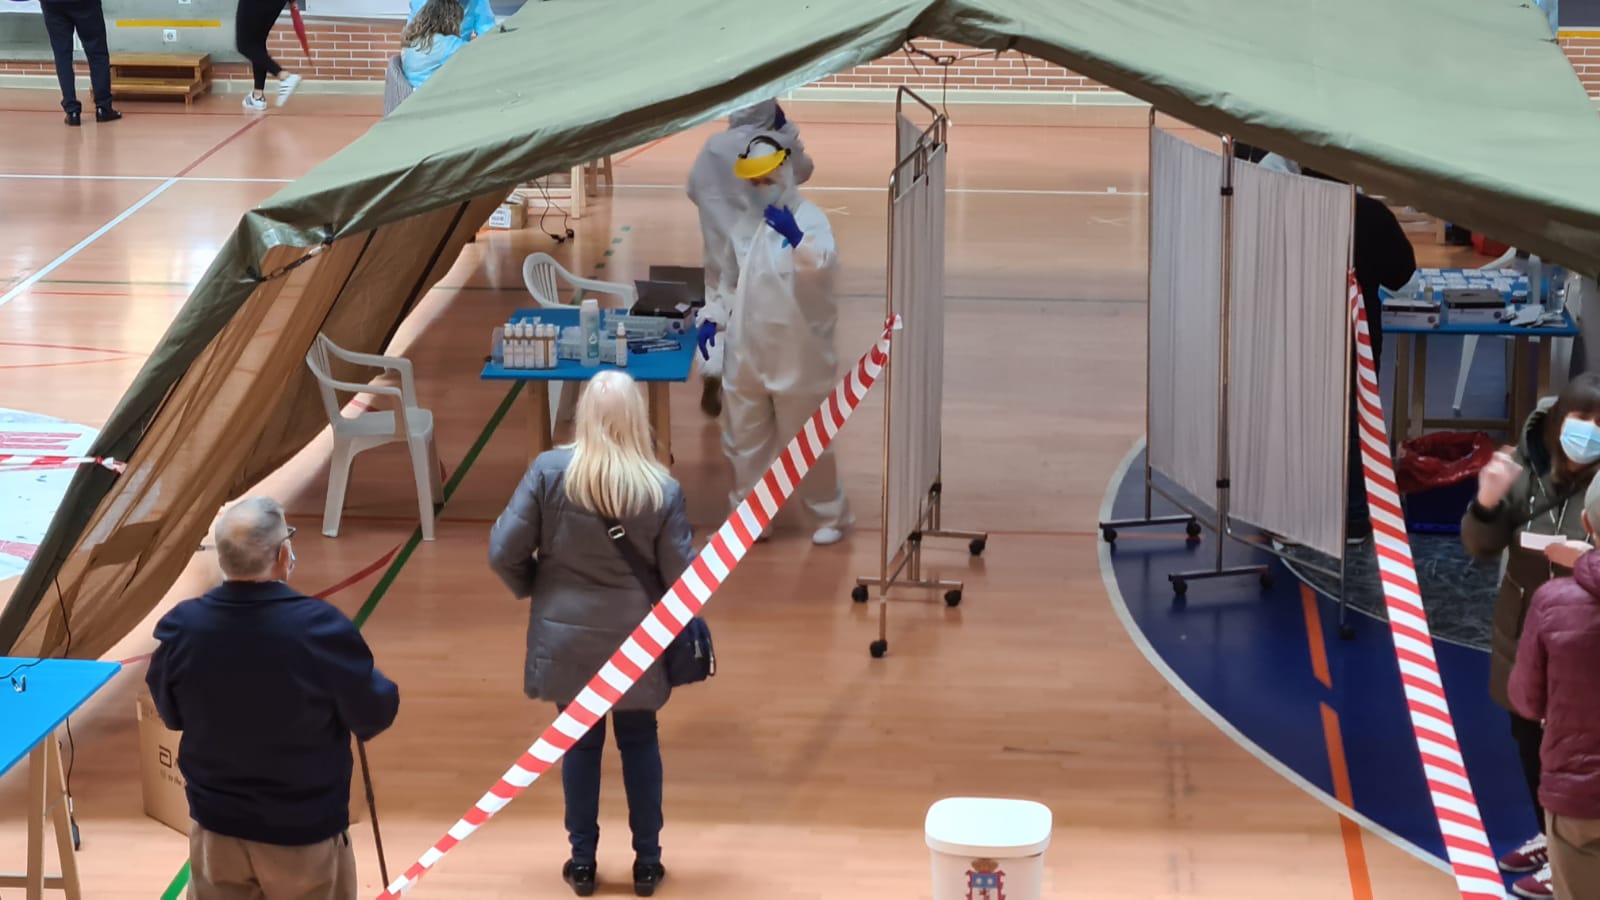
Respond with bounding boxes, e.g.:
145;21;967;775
399;0;467;89
489;370;692;898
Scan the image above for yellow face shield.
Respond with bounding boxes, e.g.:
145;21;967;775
733;147;787;181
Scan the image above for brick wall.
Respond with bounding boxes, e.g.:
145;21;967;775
1561;34;1600;96
5;26;1600;99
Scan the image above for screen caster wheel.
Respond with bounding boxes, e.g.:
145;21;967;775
1259;572;1275;589
1186;520;1202;539
1339;624;1356;640
1101;527;1117;544
869;639;888;658
851;584;869;603
1171;577;1188;596
969;538;986;556
944;589;962;607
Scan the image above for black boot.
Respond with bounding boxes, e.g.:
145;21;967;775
65;110;82;127
562;860;596;897
95;107;122;123
633;861;665;897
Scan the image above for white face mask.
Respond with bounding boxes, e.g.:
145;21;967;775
751;182;784;209
1560;416;1600;465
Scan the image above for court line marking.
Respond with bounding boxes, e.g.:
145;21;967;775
1097;437;1451;877
1321;702;1377;899
0;174;293;183
614;182;1147;197
0;119;265;312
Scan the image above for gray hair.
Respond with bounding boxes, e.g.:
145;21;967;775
214;497;290;580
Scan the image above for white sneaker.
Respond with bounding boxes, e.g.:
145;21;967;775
242;93;267;111
811;526;848;546
275;73;301;107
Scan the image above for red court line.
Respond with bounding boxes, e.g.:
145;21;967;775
0;355;141;371
616;136;672;165
19;289;192;299
112;545;399;668
175;117;267;178
0;339;148;355
0;107;379;120
1320;702;1376;900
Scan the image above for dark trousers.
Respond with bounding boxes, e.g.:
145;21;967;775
40;0;112;115
1347;325;1383;538
1511;712;1547;835
235;0;288;90
557;708;663;866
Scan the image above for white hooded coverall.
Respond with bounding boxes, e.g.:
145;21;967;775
721;181;851;531
686;110;813;378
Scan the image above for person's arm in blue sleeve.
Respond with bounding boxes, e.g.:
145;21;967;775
146;608;186;731
464;0;496;39
305;604;400;741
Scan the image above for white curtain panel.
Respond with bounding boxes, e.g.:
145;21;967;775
1147;128;1223;510
1226;162;1353;557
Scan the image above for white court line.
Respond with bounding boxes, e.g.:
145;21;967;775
0;173;293;184
0;178;179;312
613;182;1147;197
1095;437;1453;877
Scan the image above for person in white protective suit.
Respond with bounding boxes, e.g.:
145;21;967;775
718;134;851;545
687;99;813;417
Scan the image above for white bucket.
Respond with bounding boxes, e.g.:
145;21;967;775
925;797;1052;900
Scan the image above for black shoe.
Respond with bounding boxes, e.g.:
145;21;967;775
65;111;82;127
95;107;122;123
700;376;722;418
633;861;665;897
562;860;596;897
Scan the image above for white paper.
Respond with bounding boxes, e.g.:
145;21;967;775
1520;532;1567;551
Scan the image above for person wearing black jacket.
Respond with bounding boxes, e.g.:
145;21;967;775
38;0;120;126
147;496;399;900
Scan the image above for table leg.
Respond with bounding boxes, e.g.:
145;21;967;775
27;743;44;900
527;383;553;463
1410;336;1429;439
47;738;79;900
1509;337;1535;436
1536;336;1554;406
648;382;672;466
1391;336;1412;441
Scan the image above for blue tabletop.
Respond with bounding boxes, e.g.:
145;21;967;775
0;657;121;775
1383;307;1578;337
481;307;695;384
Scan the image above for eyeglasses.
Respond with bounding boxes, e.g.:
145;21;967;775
282;526;297;545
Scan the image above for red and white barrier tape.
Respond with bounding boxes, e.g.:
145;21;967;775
0;454;125;473
376;317;899;899
1350;275;1502;898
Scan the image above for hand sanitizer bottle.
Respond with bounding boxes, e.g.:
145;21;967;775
615;321;628;367
580;299;601;368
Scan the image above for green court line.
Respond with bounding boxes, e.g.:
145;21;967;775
157;225;632;898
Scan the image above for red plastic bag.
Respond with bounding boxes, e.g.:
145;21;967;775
1395;431;1495;495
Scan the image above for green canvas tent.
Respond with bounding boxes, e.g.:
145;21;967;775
4;0;1599;657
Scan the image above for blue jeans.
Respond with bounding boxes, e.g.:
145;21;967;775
557;708;663;866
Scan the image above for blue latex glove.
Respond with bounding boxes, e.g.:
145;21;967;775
772;103;787;131
764;205;804;248
696;320;718;360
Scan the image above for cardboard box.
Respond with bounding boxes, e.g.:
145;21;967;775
485;200;527;230
136;691;367;834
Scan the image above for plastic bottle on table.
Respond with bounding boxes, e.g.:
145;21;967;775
580;299;601;367
615;321;628;367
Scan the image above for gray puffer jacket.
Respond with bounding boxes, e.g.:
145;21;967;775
1460;399;1596;710
488;448;695;711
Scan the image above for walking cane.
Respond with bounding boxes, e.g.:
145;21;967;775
356;740;391;887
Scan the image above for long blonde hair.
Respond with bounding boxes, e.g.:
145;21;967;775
401;0;462;51
564;370;669;519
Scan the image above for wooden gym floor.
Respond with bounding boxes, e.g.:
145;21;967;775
0;90;1477;898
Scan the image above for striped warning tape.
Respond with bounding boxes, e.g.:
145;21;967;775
1349;274;1502;899
0;454;125;473
376;317;899;898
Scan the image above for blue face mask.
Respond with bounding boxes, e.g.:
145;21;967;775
1560;417;1600;465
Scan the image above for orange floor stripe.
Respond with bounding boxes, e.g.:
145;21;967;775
1320;702;1375;900
1301;584;1333;689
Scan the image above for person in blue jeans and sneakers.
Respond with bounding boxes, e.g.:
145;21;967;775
489;370;695;897
146;496;399;900
39;0;120;126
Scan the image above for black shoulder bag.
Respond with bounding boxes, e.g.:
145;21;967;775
599;516;716;686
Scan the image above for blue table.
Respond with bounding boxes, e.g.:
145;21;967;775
1384;308;1578;439
480;307;695;465
1;657;121;899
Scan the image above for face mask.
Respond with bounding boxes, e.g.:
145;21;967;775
752;183;784;208
1560;417;1600;465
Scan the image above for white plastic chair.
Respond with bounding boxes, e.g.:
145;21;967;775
305;334;441;541
1452;247;1522;414
520;252;638;429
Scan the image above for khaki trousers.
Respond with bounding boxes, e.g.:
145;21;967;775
1548;812;1600;900
188;824;358;900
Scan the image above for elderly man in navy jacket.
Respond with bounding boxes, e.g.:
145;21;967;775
146;496;399;900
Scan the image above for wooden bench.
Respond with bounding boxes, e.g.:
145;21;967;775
110;53;212;106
